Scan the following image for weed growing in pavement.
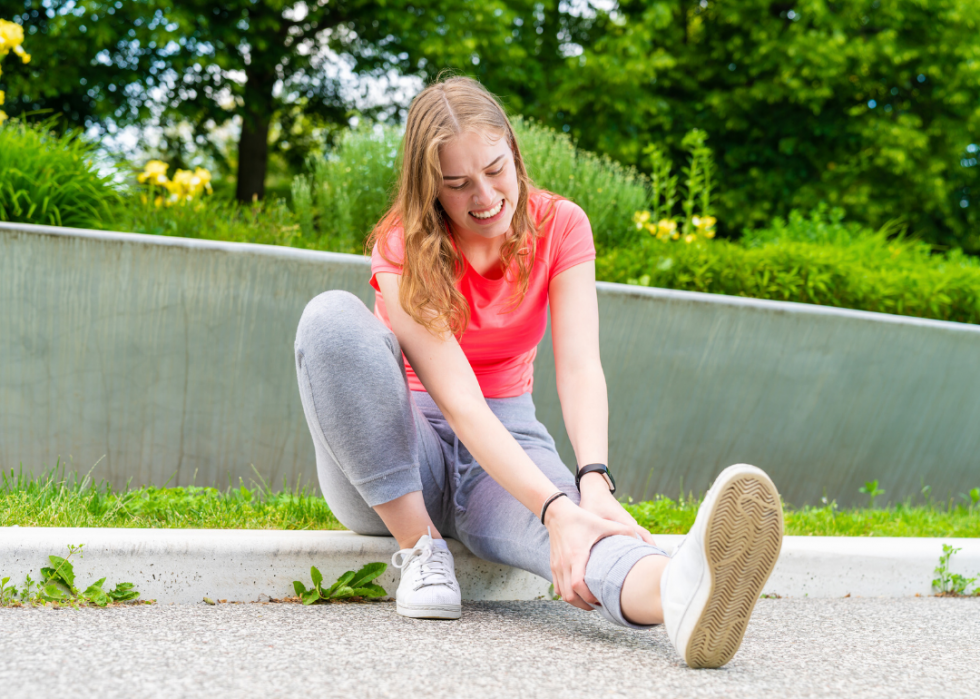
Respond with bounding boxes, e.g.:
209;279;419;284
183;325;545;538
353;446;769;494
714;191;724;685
932;544;980;597
292;562;388;604
0;544;145;608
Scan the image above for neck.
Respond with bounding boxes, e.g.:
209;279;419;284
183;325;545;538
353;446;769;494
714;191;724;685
447;219;510;279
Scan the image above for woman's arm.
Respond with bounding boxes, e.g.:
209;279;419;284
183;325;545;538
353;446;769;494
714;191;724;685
375;272;560;516
549;261;656;543
376;271;636;609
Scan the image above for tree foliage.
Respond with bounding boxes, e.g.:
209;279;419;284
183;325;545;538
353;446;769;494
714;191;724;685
382;0;980;252
3;0;980;250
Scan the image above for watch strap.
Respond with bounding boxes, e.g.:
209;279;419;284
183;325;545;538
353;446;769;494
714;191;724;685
575;463;616;494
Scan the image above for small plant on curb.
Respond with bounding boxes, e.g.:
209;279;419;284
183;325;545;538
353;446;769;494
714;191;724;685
0;544;144;608
858;480;885;508
961;487;980;513
932;544;979;597
292;563;388;605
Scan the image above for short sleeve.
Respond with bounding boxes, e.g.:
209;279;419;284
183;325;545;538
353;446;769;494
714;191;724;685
548;199;597;280
369;226;406;291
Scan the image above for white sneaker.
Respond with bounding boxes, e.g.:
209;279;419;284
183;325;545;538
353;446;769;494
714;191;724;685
391;530;461;620
660;464;783;668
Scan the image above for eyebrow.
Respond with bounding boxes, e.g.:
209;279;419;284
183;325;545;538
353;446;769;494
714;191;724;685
442;155;505;181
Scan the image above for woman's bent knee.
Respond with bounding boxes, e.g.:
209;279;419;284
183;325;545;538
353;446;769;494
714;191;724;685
295;290;401;370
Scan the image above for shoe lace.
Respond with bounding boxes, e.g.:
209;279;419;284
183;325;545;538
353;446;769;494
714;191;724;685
391;536;456;591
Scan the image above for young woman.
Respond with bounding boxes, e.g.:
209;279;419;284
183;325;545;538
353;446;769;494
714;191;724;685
294;76;784;669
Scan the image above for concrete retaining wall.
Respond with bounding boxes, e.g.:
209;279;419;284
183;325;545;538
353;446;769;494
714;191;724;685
3;221;979;505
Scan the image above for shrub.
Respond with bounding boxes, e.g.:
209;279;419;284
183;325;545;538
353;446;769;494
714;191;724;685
0;119;118;229
290;124;401;254
111;192;300;248
597;210;980;325
512;117;649;248
288;118;651;253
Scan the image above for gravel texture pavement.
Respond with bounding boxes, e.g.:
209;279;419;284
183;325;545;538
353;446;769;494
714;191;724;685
2;598;978;698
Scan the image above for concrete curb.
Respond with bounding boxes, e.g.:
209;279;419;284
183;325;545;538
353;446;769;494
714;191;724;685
1;528;978;604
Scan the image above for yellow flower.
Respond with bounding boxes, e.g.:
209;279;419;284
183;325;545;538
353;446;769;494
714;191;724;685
138;160;170;185
656;219;677;238
0;19;29;63
704;229;716;239
0;89;4;106
167;167;213;200
0;110;6;126
633;210;651;224
696;215;717;230
684;234;696;244
670;231;680;240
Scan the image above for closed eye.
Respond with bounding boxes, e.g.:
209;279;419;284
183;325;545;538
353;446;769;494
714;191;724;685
447;167;505;191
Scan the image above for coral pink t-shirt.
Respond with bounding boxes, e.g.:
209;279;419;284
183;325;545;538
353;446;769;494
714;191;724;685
369;191;596;398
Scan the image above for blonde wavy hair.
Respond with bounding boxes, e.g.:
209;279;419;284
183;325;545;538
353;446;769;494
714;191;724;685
367;75;547;337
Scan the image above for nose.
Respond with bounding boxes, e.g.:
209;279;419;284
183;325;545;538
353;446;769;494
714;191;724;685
472;176;496;207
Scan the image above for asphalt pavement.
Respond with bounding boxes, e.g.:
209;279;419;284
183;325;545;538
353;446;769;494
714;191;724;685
1;598;978;698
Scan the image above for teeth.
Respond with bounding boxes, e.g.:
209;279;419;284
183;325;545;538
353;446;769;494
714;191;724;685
471;200;503;219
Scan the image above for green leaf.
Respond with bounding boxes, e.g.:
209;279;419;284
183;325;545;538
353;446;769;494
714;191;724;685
82;579;109;607
107;583;140;602
293;581;307;597
41;582;68;600
324;570;356;598
310;566;323;590
46;555;75;588
351;583;386;598
331;585;355;599
349;562;387;589
300;588;321;605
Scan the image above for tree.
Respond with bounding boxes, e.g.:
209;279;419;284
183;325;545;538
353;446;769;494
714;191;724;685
381;0;980;252
0;1;433;201
0;1;165;130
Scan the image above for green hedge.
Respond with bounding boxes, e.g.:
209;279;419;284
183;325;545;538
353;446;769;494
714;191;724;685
0;119;118;229
598;208;980;324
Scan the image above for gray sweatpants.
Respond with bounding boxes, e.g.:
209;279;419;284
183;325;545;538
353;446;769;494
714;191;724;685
294;290;667;628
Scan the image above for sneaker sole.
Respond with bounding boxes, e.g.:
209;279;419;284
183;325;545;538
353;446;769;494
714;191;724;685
395;602;461;620
683;465;783;669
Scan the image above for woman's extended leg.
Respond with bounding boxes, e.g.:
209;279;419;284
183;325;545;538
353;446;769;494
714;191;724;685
293;290;451;546
445;393;671;629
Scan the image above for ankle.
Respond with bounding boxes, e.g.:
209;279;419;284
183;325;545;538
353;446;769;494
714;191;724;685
395;528;443;550
620;554;669;625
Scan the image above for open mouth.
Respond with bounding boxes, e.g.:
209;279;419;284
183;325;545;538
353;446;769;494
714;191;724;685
469;200;505;222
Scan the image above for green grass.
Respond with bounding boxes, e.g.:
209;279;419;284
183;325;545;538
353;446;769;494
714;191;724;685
0;468;342;531
624;495;980;538
2;468;977;537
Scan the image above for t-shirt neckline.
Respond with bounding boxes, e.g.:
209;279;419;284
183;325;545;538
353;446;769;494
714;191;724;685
446;219;509;286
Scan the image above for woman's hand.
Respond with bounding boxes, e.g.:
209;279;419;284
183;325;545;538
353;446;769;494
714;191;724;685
544;495;638;610
578;474;658;546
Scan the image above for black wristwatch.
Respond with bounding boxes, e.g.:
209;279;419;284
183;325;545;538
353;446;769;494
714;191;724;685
575;463;616;494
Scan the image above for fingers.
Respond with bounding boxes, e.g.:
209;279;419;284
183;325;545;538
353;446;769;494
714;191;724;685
554;563;597;611
571;575;598;608
634;525;658;546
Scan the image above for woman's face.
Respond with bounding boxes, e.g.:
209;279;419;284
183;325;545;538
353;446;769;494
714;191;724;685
437;129;519;243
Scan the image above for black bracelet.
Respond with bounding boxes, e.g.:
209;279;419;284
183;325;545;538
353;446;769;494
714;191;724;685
539;491;568;525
